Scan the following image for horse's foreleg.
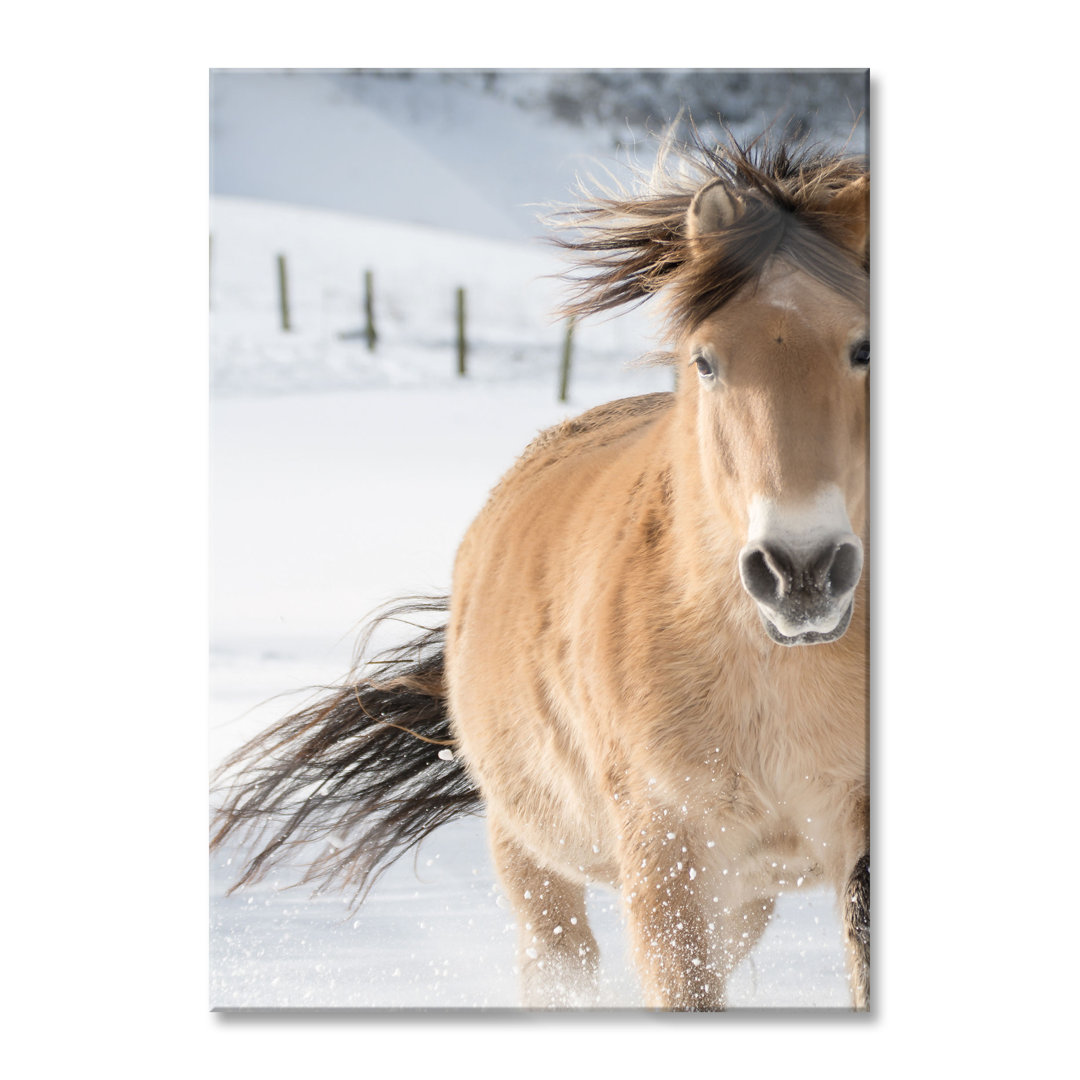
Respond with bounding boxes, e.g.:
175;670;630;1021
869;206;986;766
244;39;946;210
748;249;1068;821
843;853;870;1010
488;820;599;1008
708;896;775;990
617;820;725;1010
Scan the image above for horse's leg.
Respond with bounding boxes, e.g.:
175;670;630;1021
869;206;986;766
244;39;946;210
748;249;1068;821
843;853;870;1009
617;816;725;1010
488;820;599;1008
708;896;776;995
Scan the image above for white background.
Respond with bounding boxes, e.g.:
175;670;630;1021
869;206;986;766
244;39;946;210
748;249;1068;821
5;3;1075;1076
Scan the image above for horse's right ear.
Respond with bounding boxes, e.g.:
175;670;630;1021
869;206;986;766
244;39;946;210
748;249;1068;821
687;179;743;239
826;175;870;263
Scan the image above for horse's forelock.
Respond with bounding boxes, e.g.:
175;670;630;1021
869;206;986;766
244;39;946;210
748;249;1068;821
551;132;868;337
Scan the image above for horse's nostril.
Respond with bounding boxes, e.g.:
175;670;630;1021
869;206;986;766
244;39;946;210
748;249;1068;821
742;538;861;607
740;545;788;603
827;541;863;596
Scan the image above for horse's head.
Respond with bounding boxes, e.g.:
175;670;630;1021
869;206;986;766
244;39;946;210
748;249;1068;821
681;172;869;646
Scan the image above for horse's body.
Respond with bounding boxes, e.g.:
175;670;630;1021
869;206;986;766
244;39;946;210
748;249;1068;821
213;135;870;1010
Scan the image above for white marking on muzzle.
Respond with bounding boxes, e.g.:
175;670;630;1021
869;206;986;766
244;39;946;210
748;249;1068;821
746;485;855;556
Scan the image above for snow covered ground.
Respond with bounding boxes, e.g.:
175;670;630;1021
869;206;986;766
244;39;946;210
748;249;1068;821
209;384;855;1010
209;192;856;1010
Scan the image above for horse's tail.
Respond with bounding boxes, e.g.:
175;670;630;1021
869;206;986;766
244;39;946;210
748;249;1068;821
210;596;482;909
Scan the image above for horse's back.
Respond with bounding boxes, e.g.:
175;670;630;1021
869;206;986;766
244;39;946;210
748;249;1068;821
500;391;674;492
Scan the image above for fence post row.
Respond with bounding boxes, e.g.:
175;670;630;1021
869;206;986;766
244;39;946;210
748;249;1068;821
263;260;580;402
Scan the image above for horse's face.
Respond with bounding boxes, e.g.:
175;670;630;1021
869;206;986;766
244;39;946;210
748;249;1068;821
686;259;868;646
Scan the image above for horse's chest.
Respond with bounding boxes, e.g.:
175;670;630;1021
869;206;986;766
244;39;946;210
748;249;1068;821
643;673;859;831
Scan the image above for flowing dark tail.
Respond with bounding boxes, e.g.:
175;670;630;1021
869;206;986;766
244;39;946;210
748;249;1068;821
210;597;482;908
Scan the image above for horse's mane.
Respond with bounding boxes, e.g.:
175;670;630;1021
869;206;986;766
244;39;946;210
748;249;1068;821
550;129;868;339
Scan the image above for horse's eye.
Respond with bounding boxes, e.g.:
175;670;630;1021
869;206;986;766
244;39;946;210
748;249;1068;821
694;355;714;378
850;340;870;368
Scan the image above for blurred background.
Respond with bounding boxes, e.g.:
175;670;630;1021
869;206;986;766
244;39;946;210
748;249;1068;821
209;68;867;395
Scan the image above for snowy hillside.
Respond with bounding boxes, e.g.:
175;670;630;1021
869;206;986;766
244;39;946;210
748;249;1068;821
210;69;868;241
210;71;619;241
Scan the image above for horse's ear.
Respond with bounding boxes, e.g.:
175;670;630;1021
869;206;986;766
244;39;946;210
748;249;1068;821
687;179;743;239
826;175;869;261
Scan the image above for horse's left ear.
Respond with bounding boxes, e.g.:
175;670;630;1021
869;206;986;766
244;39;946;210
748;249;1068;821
687;179;743;239
826;175;870;261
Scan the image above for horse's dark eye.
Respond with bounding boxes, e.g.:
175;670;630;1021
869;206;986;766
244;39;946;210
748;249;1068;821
694;355;714;378
850;340;870;368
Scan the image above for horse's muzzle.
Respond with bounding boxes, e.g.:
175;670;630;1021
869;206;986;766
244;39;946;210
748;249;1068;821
738;535;863;646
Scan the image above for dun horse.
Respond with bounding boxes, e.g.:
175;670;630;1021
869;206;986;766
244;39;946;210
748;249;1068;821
212;134;870;1010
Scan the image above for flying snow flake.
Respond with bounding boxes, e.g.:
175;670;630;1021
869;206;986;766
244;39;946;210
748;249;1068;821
438;748;454;761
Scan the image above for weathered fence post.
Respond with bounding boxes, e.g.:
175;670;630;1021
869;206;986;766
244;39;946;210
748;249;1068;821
558;316;575;402
364;269;377;351
456;286;467;376
277;253;291;332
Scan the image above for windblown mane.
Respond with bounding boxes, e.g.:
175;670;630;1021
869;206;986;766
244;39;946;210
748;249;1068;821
550;131;868;338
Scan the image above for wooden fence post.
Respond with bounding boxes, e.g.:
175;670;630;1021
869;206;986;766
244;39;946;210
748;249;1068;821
364;269;377;351
558;317;575;402
456;286;467;376
277;253;291;332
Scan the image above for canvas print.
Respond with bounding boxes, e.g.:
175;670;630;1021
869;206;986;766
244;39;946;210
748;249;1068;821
209;69;869;1010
